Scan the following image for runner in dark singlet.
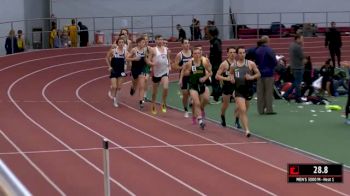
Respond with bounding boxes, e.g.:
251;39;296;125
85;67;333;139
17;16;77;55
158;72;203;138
106;38;129;107
174;39;192;118
127;37;147;109
230;46;261;137
215;46;236;127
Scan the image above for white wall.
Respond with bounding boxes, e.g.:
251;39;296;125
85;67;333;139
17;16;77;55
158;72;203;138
230;0;350;28
0;0;25;55
51;0;221;43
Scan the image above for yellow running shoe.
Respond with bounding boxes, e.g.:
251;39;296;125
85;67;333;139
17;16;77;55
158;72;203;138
161;104;167;113
151;105;157;115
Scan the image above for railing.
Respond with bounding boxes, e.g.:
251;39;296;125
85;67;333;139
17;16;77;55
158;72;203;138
1;11;350;55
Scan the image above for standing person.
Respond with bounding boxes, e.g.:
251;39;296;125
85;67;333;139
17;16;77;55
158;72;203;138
68;19;78;47
176;24;186;42
17;30;25;52
255;35;277;115
49;23;57;48
325;22;342;67
174;39;192;117
147;35;171;114
106;38;128;107
180;47;212;129
208;26;222;103
283;34;305;103
77;21;89;47
215;47;236;127
127;37;147;109
230;46;261;137
5;29;18;55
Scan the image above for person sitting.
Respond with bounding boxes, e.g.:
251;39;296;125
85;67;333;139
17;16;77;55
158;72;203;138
319;59;335;96
301;56;314;97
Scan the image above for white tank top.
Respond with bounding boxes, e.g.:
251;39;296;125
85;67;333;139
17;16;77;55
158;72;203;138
153;47;169;77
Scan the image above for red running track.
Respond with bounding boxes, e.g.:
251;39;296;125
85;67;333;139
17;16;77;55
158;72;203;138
0;47;349;195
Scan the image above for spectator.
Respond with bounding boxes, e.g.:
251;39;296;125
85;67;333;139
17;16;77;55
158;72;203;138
319;59;334;96
283;34;305;103
49;23;57;48
176;24;186;42
78;21;89;47
255;35;278;114
208;26;222;102
302;23;317;37
61;30;71;48
54;29;63;48
190;18;202;40
68;19;78;47
325;22;342;67
17;29;25;52
301;56;314;97
5;29;18;54
204;20;215;40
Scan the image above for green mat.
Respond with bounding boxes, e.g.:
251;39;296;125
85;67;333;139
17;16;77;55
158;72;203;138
153;81;350;167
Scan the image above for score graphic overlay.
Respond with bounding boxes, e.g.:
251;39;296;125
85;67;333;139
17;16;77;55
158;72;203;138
288;164;343;183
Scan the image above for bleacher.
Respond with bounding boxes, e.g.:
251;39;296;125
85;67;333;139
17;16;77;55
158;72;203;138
166;36;350;67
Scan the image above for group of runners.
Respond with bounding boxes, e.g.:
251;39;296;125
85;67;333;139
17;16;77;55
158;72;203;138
106;30;261;137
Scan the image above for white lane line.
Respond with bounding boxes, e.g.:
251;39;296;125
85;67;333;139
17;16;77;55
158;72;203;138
0;129;66;196
43;68;206;195
0;52;106;72
76;75;277;195
7;62;135;196
117;84;350;196
0;141;267;155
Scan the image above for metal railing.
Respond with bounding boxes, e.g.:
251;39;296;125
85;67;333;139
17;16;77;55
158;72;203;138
1;11;350;55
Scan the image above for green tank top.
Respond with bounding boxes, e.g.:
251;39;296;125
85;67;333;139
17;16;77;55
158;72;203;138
189;60;205;86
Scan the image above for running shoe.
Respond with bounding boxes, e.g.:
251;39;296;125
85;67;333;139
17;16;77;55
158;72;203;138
184;111;190;118
221;115;226;127
234;119;242;129
113;97;118;108
199;119;205;130
161;104;167;113
151;105;157;115
139;100;144;109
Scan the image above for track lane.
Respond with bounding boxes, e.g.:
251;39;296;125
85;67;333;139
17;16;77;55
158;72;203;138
77;72;349;195
1;49;348;195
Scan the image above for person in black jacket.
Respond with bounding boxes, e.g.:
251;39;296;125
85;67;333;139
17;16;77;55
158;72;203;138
208;26;222;102
78;21;89;47
5;29;18;54
176;24;186;42
325;22;342;67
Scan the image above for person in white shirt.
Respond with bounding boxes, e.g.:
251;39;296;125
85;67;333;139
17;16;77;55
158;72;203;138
147;35;171;114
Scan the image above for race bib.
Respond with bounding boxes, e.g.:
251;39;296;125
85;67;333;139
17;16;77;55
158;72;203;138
191;66;197;72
